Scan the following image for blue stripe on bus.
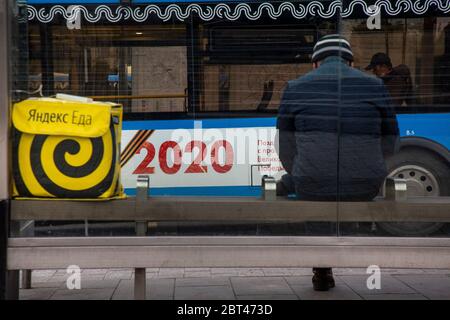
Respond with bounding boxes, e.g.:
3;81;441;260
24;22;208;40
123;114;450;150
122;118;277;130
397;113;450;150
124;185;261;197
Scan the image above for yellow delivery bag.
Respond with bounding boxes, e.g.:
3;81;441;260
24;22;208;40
12;97;125;200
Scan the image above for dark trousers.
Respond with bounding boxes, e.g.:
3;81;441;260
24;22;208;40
279;174;335;275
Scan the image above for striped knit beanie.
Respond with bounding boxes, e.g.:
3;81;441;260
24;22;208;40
312;34;354;63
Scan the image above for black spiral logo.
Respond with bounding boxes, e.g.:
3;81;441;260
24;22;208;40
13;122;117;198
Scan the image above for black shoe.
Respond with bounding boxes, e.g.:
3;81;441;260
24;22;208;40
327;271;335;288
312;268;335;291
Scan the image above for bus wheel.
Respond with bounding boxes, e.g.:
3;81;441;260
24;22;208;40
377;148;450;236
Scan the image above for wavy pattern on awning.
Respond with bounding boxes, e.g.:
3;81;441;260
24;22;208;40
26;0;450;23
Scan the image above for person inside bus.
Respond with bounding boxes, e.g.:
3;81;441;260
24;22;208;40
276;34;400;291
365;52;414;106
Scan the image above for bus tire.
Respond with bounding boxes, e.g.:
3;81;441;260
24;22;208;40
377;148;450;236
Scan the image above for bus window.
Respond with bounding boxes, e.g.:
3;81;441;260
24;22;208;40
341;16;450;108
27;23;188;114
196;20;337;112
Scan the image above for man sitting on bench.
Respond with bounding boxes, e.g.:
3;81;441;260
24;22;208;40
276;34;399;291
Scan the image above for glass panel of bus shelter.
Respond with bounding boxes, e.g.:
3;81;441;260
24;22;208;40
97;17;342;236
197;19;336;112
337;14;450;237
166;16;342;236
21;21;189;237
27;23;187;113
17;9;343;237
8;0;33;238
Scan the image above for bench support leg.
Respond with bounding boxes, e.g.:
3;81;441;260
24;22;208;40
134;221;147;300
262;176;276;201
5;271;19;300
0;201;8;300
10;220;34;291
21;270;32;289
1;201;19;300
20;221;35;290
134;176;150;300
134;268;146;300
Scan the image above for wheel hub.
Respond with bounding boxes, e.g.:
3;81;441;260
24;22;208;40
389;165;440;197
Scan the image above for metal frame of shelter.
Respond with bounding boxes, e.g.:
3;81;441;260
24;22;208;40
1;0;450;300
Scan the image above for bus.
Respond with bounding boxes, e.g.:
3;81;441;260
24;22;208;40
21;0;450;236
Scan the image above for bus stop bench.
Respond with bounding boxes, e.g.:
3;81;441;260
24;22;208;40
7;177;450;299
10;196;450;224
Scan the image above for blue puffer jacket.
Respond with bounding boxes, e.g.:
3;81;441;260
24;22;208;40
277;56;399;201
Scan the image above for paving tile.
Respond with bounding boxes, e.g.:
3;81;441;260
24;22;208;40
381;268;425;275
81;269;109;275
421;269;450;275
231;277;293;296
20;288;57;300
31;281;64;289
18;268;450;300
49;275;69;283
237;268;265;277
332;268;370;275
32;270;57;277
339;274;416;296
38;276;104;290
79;274;107;281
58;279;120;290
210;269;240;277
112;278;175;300
394;275;450;300
185;268;211;272
147;278;176;300
282;268;313;276
211;274;239;279
176;277;230;287
262;268;294;276
49;273;105;285
51;288;115;300
362;294;428;300
145;272;158;279
211;268;239;274
158;268;185;278
284;275;344;287
236;294;298;300
291;284;362;300
184;271;212;278
213;268;267;276
175;285;235;300
31;277;53;285
54;269;69;276
111;280;134;300
104;270;132;280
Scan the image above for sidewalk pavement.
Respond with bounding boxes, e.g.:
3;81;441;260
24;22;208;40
19;268;450;300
